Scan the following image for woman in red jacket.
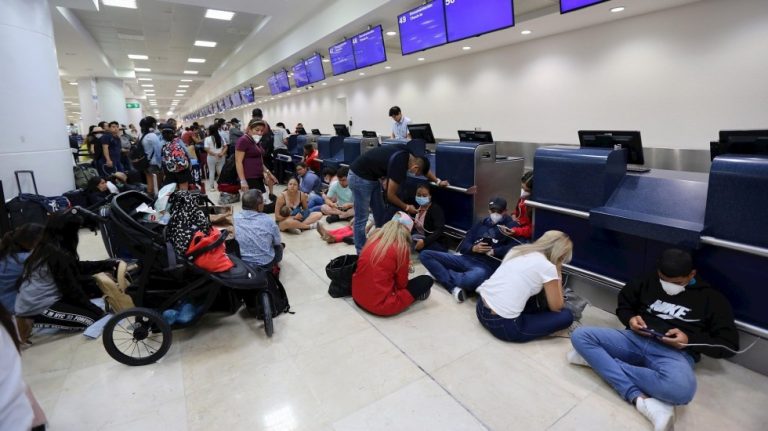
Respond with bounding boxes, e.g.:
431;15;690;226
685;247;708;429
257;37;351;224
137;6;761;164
352;212;433;316
499;170;533;241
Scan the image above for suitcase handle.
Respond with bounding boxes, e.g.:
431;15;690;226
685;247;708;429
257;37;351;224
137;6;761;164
15;170;38;195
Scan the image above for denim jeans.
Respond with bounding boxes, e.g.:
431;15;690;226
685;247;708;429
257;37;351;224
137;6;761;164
571;327;697;405
349;171;387;253
308;193;324;213
476;298;574;343
420;251;497;292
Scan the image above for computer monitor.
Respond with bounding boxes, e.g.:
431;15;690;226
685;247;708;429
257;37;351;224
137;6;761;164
362;130;377;138
333;124;350;137
578;130;645;166
311;129;322;135
711;130;768;160
408;123;436;144
458;130;494;143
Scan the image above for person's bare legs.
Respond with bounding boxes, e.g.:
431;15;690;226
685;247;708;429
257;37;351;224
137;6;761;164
305;211;323;225
279;218;316;231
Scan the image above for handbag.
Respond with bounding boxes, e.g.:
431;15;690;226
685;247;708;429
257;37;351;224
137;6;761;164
92;261;135;312
325;254;358;298
186;228;234;273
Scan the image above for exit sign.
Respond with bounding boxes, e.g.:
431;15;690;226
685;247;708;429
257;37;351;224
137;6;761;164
126;102;140;109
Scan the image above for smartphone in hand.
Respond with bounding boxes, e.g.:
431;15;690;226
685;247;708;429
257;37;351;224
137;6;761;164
639;328;666;339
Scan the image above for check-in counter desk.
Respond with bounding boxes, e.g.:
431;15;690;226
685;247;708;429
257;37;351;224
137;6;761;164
529;147;768;374
381;138;426;157
403;141;524;233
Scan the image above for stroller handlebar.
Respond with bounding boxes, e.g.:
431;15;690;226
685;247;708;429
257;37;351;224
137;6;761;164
70;206;107;224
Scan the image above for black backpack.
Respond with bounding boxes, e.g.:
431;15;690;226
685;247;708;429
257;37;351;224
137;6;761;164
130;134;150;172
325;254;358;298
246;271;291;319
217;155;238;184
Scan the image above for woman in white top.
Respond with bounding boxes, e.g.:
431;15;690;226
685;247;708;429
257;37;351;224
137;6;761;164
476;230;574;342
204;124;228;190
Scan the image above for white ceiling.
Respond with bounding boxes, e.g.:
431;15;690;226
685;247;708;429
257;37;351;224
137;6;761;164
51;0;701;122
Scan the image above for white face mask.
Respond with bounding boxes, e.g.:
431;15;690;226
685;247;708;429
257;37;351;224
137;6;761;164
252;134;262;143
489;213;503;224
520;188;530;198
659;279;686;296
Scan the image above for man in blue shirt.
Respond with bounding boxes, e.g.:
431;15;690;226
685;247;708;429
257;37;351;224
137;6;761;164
389;106;411;140
295;162;324;210
99;121;124;175
234;190;283;271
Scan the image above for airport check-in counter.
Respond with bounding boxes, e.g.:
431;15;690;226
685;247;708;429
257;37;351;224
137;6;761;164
404;141;524;234
316;135;345;171
528;146;768;375
381;138;426;157
341;137;379;165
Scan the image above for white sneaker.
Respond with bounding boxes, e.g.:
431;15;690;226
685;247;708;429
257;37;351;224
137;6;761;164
566;349;591;367
636;397;674;431
308;222;317;230
451;287;465;303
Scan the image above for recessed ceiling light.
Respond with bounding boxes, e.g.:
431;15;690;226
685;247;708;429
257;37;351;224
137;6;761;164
102;0;137;9
180;79;193;82
254;85;264;90
178;85;189;88
205;9;235;21
521;30;532;35
137;78;152;81
386;31;397;36
135;67;151;72
385;66;392;70
359;72;365;76
171;100;180;102
128;54;148;60
194;40;217;47
322;58;330;63
141;84;154;88
183;70;199;75
417;57;425;61
69;82;78;85
322;82;327;85
176;90;187;93
338;78;344;81
72;103;79;106
188;58;206;63
610;7;625;13
296;90;301;93
462;46;471;50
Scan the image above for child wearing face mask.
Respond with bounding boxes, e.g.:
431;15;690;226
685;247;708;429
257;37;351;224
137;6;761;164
499;171;534;241
411;184;447;253
568;249;739;431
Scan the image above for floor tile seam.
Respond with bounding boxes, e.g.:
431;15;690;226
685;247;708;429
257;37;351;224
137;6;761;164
341;298;493;431
544;388;595;431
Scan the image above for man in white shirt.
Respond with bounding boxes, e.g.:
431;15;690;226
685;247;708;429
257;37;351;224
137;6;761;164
389;106;411;140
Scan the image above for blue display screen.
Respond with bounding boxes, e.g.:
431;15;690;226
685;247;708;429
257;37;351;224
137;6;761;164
276;70;291;92
445;0;514;43
293;61;309;88
267;75;279;95
560;0;609;14
240;86;254;104
352;26;386;69
231;90;242;107
329;39;356;75
305;53;326;84
398;0;447;55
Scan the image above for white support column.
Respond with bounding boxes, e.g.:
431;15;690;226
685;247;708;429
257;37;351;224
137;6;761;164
77;77;99;129
0;0;75;197
96;78;128;126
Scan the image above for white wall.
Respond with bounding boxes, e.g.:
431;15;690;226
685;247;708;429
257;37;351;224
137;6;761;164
224;0;768;150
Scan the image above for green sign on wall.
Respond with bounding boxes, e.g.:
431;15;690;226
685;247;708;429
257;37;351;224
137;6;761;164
126;102;140;109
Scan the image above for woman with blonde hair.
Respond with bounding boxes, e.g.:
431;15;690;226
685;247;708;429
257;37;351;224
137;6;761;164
476;230;574;342
352;212;433;316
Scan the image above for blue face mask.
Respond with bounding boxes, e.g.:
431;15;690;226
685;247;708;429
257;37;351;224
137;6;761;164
415;196;430;207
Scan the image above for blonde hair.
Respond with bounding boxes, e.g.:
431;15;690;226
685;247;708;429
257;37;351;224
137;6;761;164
364;219;412;269
503;230;573;265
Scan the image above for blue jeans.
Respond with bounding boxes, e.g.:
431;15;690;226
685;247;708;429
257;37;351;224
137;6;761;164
571;327;696;405
476;298;574;343
349;171;388;253
420;251;497;292
308;193;324;213
412;234;447;253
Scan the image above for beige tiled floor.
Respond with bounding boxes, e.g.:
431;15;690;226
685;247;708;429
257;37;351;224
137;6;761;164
20;192;768;430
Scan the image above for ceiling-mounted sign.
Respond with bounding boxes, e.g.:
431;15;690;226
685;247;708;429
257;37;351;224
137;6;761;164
126;102;140;109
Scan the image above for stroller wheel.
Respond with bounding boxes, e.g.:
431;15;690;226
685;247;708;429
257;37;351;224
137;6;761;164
261;291;273;338
103;307;172;366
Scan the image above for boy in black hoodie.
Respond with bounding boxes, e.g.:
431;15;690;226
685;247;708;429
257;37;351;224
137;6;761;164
568;249;738;431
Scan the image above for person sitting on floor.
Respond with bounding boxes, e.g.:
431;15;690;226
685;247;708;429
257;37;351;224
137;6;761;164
321;166;354;223
274;177;323;233
15;213;115;333
234;190;283;271
0;224;44;314
84;176;113;208
302;142;321;173
568;248;739;431
498;170;534;242
352;212;433;316
420;196;518;303
412;184;447;253
476;230;574;343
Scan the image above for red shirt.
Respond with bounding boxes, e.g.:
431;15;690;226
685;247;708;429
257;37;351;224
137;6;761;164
352;240;414;316
304;149;321;172
181;131;196;145
511;197;532;239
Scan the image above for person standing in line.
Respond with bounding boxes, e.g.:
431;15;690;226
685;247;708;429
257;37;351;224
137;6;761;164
236;119;278;194
389;106;411;140
99;121;124;175
204;124;228;191
228;118;244;157
139;116;164;196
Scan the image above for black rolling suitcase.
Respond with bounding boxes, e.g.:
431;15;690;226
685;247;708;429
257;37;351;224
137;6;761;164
7;171;49;229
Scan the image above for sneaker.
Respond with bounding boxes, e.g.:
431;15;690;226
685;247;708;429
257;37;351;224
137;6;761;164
451;287;466;303
416;288;431;301
566;349;591;367
326;214;340;224
342;236;355;245
636;397;674;431
308;222;318;230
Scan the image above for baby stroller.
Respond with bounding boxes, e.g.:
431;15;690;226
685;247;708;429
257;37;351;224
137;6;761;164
78;191;283;366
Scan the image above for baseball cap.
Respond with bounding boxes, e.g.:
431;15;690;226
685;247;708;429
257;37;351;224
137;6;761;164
489;197;507;212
